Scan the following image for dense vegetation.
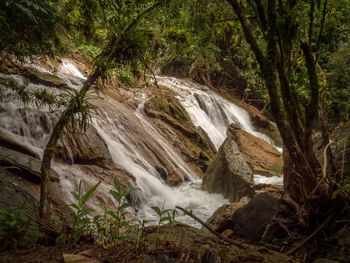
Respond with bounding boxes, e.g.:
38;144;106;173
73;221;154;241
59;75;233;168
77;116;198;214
0;0;349;261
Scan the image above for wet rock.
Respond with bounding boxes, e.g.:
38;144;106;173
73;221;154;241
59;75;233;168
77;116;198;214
155;165;168;181
204;202;246;233
227;124;283;177
202;137;254;202
0;146;59;183
56;125;113;167
231;193;279;244
0;130;40;159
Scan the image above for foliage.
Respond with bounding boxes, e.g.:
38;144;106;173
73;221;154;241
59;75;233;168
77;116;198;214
1;77;68;109
0;203;37;249
0;156;40;249
151;205;171;245
326;41;350;121
95;176;137;246
0;0;58;57
77;45;102;58
57;180;101;244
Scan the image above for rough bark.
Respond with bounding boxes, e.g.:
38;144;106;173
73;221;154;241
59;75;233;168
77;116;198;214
228;0;324;228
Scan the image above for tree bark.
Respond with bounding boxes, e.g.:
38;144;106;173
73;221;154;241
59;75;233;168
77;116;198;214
228;0;322;228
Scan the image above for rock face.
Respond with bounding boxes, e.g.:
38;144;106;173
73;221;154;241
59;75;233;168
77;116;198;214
227;124;283;177
231;193;279;244
202;137;254;202
57;125;113;167
144;91;214;173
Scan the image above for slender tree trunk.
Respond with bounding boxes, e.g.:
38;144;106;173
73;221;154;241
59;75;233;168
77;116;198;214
39;69;101;220
228;0;325;228
39;1;161;221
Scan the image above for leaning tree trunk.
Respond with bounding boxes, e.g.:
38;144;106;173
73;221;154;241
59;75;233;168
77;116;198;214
38;1;162;221
39;69;101;220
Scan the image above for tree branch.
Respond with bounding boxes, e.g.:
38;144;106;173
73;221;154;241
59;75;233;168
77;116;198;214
175;206;246;248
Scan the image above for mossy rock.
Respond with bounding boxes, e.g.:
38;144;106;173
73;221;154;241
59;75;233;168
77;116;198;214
144;91;214;171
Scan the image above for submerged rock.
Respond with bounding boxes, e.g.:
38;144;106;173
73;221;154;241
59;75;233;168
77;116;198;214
202;137;254;202
227;123;283;177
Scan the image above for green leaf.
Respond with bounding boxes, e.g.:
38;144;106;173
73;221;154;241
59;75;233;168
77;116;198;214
110;190;121;202
160;217;170;223
123;187;137;197
119;203;133;211
80;181;101;206
79;208;94;218
113;176;121;193
151;206;161;216
71;192;80;202
69;203;79;210
98;200;108;213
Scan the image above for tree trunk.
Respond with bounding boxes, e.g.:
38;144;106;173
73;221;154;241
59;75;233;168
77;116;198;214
38;1;161;221
39;69;101;220
228;0;326;228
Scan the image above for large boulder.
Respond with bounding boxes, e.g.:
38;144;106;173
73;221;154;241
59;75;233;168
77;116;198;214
202;137;254;202
204;202;246;233
227;124;283;177
231;193;279;244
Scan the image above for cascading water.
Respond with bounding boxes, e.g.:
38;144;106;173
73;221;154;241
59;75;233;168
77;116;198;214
0;58;282;227
155;76;274;150
155;76;283;186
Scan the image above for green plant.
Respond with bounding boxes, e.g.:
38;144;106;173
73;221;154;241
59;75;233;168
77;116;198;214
94;176;137;247
165;209;178;241
77;45;102;58
151;205;171;246
57;180;100;244
0;203;30;249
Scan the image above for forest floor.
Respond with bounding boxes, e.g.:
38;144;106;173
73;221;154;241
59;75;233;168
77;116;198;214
0;224;298;263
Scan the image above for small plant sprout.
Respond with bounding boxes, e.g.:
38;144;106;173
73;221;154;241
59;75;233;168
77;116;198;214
151;205;171;246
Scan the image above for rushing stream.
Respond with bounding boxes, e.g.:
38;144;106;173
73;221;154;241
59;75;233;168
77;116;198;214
0;59;282;227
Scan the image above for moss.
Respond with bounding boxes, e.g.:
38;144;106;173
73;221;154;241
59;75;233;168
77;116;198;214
145;91;214;171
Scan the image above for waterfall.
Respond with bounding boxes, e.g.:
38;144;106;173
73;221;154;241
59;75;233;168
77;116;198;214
156;76;274;150
0;59;282;227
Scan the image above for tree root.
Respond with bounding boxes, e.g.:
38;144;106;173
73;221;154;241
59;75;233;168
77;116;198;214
286;213;334;255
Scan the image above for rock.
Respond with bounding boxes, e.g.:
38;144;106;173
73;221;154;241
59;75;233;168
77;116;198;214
63;253;101;263
197;126;217;154
0;146;59;183
202;137;254;202
155;165;168;181
231;193;279;244
227;123;283;177
56;125;113;167
144;91;214;174
204;202;246;233
0;130;40;159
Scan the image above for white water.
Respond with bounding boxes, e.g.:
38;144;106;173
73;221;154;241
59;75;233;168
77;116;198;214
0;59;283;227
156;76;274;150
